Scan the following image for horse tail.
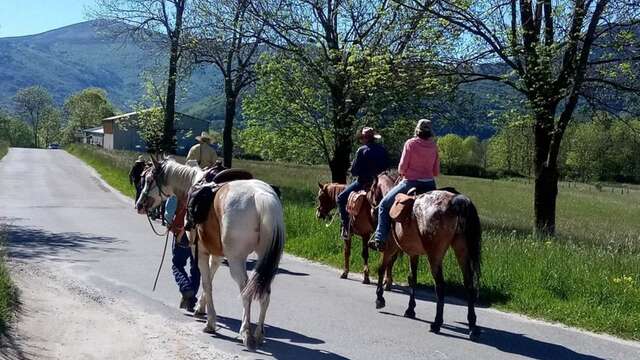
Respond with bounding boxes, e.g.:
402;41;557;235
242;190;285;300
451;194;482;291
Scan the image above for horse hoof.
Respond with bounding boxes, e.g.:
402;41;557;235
193;311;207;319
404;309;416;319
375;298;386;309
362;277;370;285
203;325;216;334
469;327;481;341
384;282;392;291
340;272;348;279
430;323;441;334
243;334;258;351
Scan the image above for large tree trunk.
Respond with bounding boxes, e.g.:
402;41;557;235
330;132;352;183
532;106;558;236
163;41;179;154
328;83;355;183
222;90;237;168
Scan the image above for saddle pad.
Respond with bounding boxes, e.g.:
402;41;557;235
389;193;415;223
347;191;367;216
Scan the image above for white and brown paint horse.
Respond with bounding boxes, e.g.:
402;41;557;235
136;157;285;350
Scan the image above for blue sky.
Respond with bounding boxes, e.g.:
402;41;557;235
0;0;95;37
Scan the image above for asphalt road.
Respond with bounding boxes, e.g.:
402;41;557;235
1;148;639;360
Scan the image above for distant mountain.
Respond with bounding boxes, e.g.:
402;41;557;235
0;20;222;117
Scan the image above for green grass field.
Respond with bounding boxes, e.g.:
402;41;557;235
0;144;19;337
66;144;640;340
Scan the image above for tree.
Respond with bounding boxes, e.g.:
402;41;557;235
92;0;191;153
401;0;640;235
191;0;263;167
14;86;54;148
62;88;116;144
39;106;62;147
438;134;465;165
0;110;33;148
461;136;483;166
249;0;438;182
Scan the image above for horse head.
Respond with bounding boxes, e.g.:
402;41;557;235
316;182;342;221
135;155;171;214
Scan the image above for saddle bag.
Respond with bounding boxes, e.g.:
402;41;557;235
186;183;216;231
347;191;367;217
389;193;416;223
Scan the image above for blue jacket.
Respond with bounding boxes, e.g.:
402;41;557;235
350;143;390;183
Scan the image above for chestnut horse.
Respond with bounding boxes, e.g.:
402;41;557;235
316;174;398;287
372;189;482;340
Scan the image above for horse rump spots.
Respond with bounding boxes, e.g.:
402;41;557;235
390;193;415;223
347;191;368;216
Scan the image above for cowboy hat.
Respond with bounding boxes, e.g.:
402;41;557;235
359;127;382;140
195;131;212;143
136;155;145;162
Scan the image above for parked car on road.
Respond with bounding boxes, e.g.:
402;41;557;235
47;143;60;149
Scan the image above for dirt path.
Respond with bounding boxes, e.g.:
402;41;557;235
3;260;236;360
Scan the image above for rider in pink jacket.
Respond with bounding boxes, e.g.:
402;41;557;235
369;119;440;251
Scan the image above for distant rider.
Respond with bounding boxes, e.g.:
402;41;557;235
129;155;146;201
187;132;217;168
369;119;440;251
337;127;390;240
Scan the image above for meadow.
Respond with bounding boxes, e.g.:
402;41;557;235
66;144;640;340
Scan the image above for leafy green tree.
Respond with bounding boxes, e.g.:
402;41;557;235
401;0;640;235
62;88;115;144
438;134;465;166
486;111;534;176
250;0;445;182
461;136;483;166
0;110;33;147
14;86;54;148
39;106;62;147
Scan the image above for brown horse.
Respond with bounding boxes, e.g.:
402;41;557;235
372;188;482;340
316;174;398;286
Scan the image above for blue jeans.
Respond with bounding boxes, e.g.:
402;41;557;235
374;179;436;243
172;233;200;297
337;180;365;229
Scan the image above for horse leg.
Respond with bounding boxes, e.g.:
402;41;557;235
404;255;419;318
376;245;398;309
228;257;255;350
361;234;370;284
452;237;481;341
341;236;351;279
427;253;446;334
384;252;397;291
254;288;271;344
197;251;216;333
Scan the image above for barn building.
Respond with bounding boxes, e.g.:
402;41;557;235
90;110;210;155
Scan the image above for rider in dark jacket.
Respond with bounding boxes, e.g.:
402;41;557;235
129;155;146;202
337;127;390;240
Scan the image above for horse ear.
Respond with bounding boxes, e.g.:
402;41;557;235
318;182;324;190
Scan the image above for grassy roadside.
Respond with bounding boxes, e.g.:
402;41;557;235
0;143;19;336
66;144;640;340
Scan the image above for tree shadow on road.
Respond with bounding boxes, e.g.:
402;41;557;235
379;312;605;359
222;258;310;277
214;315;349;360
2;224;123;262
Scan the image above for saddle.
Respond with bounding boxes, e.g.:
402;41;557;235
185;168;254;231
347;191;368;217
389;193;416;223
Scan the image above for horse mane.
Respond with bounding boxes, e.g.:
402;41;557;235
160;159;204;199
327;183;346;204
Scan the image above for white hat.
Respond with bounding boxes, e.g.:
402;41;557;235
359;127;382;140
196;131;212;143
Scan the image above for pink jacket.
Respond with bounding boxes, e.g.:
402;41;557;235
398;137;440;181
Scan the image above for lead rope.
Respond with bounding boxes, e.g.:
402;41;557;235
152;231;170;291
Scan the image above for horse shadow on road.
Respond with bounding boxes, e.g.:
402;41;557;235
2;224;122;262
380;311;604;360
213;315;349;360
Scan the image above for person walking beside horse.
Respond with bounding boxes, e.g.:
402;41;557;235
187;132;217;168
368;119;439;251
337;127;390;241
129;155;147;202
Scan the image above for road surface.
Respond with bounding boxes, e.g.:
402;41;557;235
1;148;639;359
